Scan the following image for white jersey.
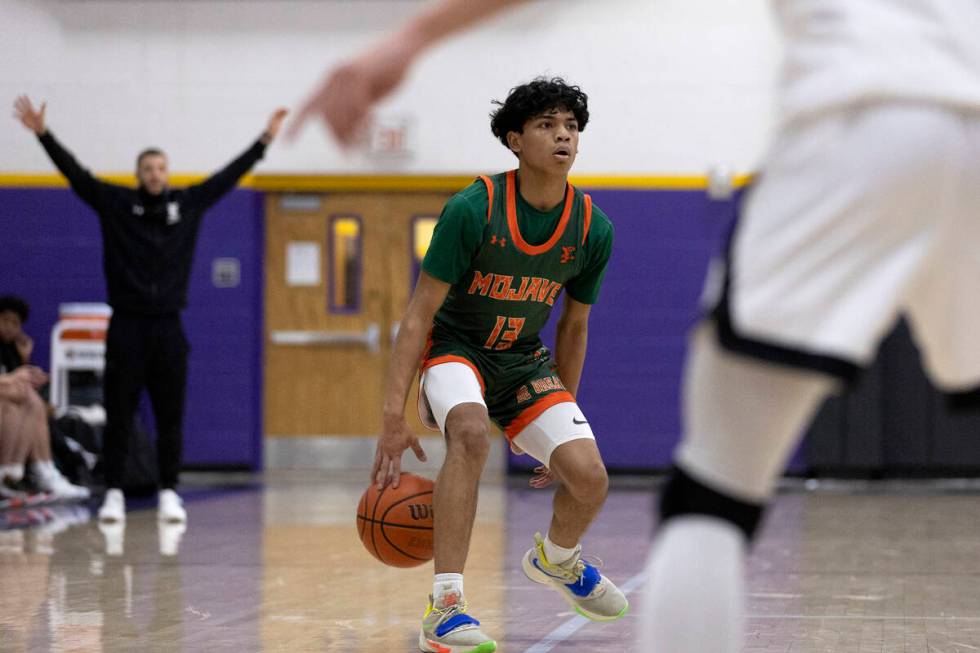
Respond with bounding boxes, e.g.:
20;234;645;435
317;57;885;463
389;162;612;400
774;0;980;122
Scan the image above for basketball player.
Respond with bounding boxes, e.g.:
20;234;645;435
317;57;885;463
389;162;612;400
291;1;980;651
370;77;626;652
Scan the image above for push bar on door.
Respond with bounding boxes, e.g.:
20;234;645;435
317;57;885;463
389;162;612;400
269;323;381;353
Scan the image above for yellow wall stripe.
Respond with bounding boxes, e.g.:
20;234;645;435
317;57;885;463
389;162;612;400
0;172;752;192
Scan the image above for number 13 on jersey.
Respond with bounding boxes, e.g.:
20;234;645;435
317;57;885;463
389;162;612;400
484;316;526;350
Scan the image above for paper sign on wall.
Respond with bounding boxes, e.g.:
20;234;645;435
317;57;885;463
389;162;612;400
286;241;321;286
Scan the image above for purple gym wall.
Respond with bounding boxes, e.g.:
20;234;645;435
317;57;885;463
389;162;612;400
507;189;738;472
2;184;756;473
0;187;263;469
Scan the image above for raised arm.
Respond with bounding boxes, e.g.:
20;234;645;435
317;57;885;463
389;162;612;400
289;0;531;145
184;108;287;211
373;271;451;490
15;95;106;210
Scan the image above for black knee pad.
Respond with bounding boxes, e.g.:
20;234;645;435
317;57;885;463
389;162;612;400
658;466;765;541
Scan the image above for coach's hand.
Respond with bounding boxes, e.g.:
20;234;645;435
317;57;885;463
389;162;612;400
14;95;46;135
373;412;427;490
261;107;289;144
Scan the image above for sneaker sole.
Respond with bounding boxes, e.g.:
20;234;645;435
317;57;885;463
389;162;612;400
418;633;497;653
521;550;630;623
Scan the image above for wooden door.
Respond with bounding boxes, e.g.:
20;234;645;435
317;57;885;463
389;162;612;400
384;194;451;435
264;192;451;438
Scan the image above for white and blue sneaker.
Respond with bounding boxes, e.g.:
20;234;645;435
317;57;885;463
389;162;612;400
521;532;628;621
419;594;496;653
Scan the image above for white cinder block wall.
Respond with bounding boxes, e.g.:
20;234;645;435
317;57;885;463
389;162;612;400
0;0;780;175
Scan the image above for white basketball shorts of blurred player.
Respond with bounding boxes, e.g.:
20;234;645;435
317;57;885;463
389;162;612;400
708;103;980;391
417;362;595;467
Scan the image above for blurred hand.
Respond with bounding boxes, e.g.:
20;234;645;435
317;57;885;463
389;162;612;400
0;374;31;402
288;40;414;147
529;465;556;489
12;365;48;390
262;107;289;143
372;412;427;490
14;332;33;363
13;95;46;135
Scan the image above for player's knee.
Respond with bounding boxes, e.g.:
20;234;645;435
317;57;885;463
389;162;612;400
658;465;765;542
563;457;608;505
446;419;490;463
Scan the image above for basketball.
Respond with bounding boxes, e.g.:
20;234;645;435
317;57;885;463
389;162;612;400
356;473;434;568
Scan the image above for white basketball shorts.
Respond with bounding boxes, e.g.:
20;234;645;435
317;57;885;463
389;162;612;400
707;103;980;393
418;361;595;467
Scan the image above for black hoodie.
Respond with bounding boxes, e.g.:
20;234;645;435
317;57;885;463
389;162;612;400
38;130;266;315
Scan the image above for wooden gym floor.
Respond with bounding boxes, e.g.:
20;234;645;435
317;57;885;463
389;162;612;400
2;471;980;652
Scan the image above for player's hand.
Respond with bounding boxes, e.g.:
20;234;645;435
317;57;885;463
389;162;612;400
372;412;427;490
262;107;289;144
287;39;415;147
12;365;48;389
529;465;556;489
0;374;31;402
13;95;46;135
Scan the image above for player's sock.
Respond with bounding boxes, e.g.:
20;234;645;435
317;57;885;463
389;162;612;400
542;534;577;564
433;573;464;608
641;516;745;652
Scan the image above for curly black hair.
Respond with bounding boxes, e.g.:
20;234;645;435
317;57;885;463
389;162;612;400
490;77;589;155
0;295;29;323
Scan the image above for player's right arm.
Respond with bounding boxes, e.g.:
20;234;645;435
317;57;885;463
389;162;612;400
373;188;486;490
14;95;106;210
290;0;531;145
374;272;450;490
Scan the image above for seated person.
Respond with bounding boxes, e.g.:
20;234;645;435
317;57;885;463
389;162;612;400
0;296;89;501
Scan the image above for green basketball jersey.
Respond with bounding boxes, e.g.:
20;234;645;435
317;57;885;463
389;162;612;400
430;170;595;354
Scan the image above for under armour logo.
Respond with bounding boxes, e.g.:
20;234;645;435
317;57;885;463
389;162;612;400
560;246;576;263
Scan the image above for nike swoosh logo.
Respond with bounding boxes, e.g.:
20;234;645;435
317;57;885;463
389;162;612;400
573;418;588;425
532;557;566;580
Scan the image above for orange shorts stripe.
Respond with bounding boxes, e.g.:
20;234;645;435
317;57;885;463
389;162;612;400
503;391;576;440
420;355;487;396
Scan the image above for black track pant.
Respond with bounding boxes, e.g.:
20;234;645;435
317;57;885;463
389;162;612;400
102;313;188;490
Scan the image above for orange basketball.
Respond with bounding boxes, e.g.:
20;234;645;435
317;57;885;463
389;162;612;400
356;472;434;568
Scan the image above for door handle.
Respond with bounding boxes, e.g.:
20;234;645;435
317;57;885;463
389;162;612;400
270;324;381;353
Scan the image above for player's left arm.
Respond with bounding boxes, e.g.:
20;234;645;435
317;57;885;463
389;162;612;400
185;108;287;212
556;209;614;396
554;298;592;398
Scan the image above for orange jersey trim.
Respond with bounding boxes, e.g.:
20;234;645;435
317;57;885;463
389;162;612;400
582;194;593;245
421;355;487;396
505;170;575;256
503;390;576;440
478;175;494;224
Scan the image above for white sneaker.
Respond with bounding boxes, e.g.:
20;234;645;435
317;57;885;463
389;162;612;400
37;472;91;502
158;489;186;523
98;489;126;523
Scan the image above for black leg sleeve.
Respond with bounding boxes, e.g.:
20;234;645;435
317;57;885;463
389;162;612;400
146;317;189;490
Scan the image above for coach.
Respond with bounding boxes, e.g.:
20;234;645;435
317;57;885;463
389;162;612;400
14;95;286;523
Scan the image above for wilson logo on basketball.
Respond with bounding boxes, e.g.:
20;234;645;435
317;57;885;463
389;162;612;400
409;504;433;520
